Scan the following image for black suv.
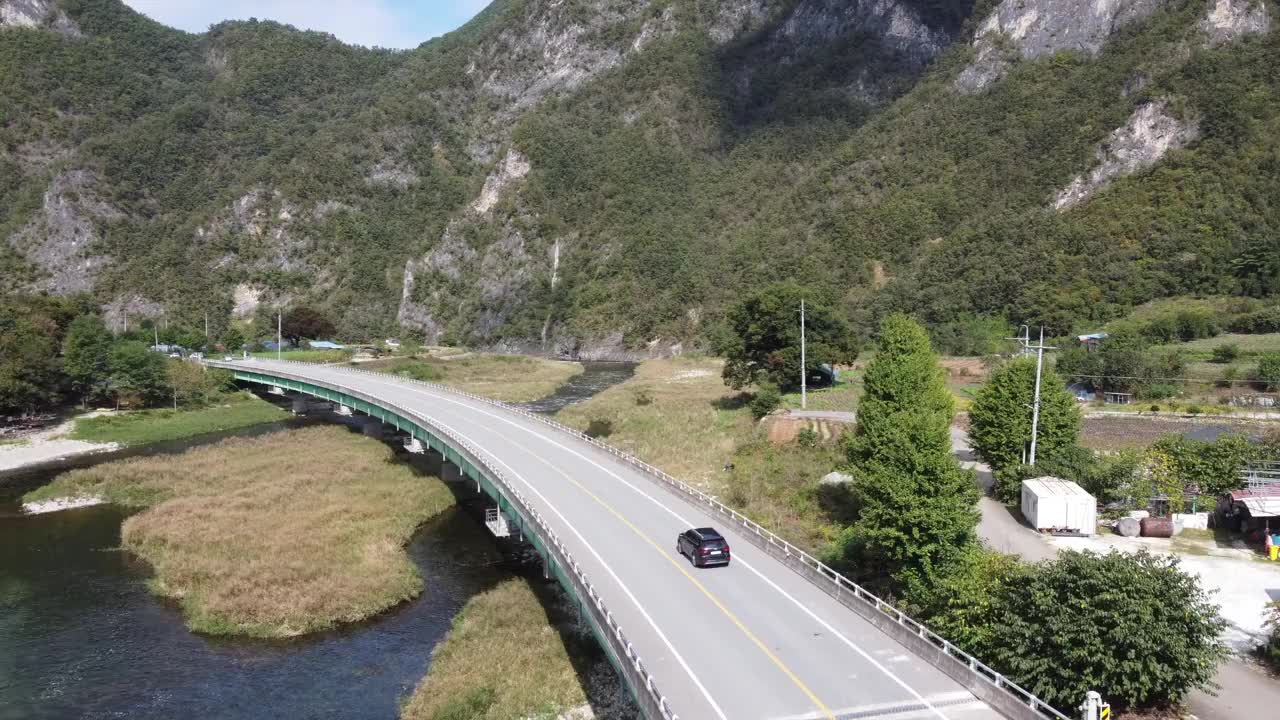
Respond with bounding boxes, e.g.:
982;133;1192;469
676;527;731;567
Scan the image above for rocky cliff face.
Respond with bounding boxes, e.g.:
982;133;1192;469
1201;0;1272;44
0;0;79;35
1053;100;1200;209
955;0;1171;92
7;170;120;294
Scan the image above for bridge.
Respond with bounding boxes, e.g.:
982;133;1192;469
207;358;1067;720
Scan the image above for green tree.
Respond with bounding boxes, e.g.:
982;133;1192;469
0;298;66;414
63;315;114;405
109;342;169;408
220;326;246;353
281;306;337;345
1259;354;1280;390
969;358;1081;471
832;315;978;597
716;282;858;391
974;550;1226;711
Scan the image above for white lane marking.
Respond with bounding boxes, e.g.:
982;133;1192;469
267;363;955;718
375;391;729;720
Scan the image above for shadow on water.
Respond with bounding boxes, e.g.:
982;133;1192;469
1;366;638;720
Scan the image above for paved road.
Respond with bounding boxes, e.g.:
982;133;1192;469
231;359;992;720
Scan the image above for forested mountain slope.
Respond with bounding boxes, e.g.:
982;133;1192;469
2;0;1276;356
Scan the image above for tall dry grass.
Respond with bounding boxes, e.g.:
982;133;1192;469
26;427;454;637
400;578;592;720
364;354;583;403
556;358;757;487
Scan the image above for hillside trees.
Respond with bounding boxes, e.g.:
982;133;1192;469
716;281;858;392
831;315;978;597
63;315;114;405
969;358;1081;471
1056;330;1186;397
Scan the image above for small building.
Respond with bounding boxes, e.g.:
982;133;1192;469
1103;392;1132;405
1076;332;1108;352
1021;477;1097;535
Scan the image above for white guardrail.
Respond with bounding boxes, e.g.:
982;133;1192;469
215;358;1070;720
208;360;677;720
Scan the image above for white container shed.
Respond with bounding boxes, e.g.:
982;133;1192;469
1020;477;1097;535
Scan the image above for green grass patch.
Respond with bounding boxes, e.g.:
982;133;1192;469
251;349;352;363
69;393;289;446
1177;333;1280;356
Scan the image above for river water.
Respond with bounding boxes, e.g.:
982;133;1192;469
0;362;635;720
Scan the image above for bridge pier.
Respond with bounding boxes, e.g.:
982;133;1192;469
291;397;308;414
268;385;286;396
403;436;425;454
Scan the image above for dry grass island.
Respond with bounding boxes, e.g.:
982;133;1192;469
24;426;454;637
401;578;599;720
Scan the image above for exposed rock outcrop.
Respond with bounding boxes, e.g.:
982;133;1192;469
7;170;121;294
0;0;80;36
764;0;950;63
955;0;1170;93
472;151;531;214
1200;0;1272;45
1053;100;1199;210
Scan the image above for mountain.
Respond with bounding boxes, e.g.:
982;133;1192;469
1;0;1276;357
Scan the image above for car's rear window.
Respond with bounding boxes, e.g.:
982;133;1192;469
702;539;727;549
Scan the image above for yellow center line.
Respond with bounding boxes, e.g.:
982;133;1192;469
500;435;837;720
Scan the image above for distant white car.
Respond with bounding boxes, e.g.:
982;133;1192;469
168;353;181;358
223;355;234;361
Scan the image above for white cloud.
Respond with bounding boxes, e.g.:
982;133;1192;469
122;1;485;49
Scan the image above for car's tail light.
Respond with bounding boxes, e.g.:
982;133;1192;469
724;545;730;553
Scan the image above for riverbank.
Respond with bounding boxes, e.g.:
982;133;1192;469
23;426;454;637
0;412;120;473
68;392;290;446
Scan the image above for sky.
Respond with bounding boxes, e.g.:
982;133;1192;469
122;1;490;49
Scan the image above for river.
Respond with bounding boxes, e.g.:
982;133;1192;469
0;362;635;720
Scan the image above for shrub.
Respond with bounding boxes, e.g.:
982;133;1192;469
1140;383;1179;401
970;550;1227;711
1261;601;1280;672
796;427;819;448
584;418;614;438
1211;343;1239;363
1259;354;1280;390
631;386;654;406
749;383;781;419
1185;404;1203;415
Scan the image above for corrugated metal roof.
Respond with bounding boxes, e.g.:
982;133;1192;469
1022;477;1093;498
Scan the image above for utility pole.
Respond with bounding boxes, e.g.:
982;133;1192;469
204;313;209;346
277;311;283;362
1007;326;1057;466
800;299;807;410
154;324;159;351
